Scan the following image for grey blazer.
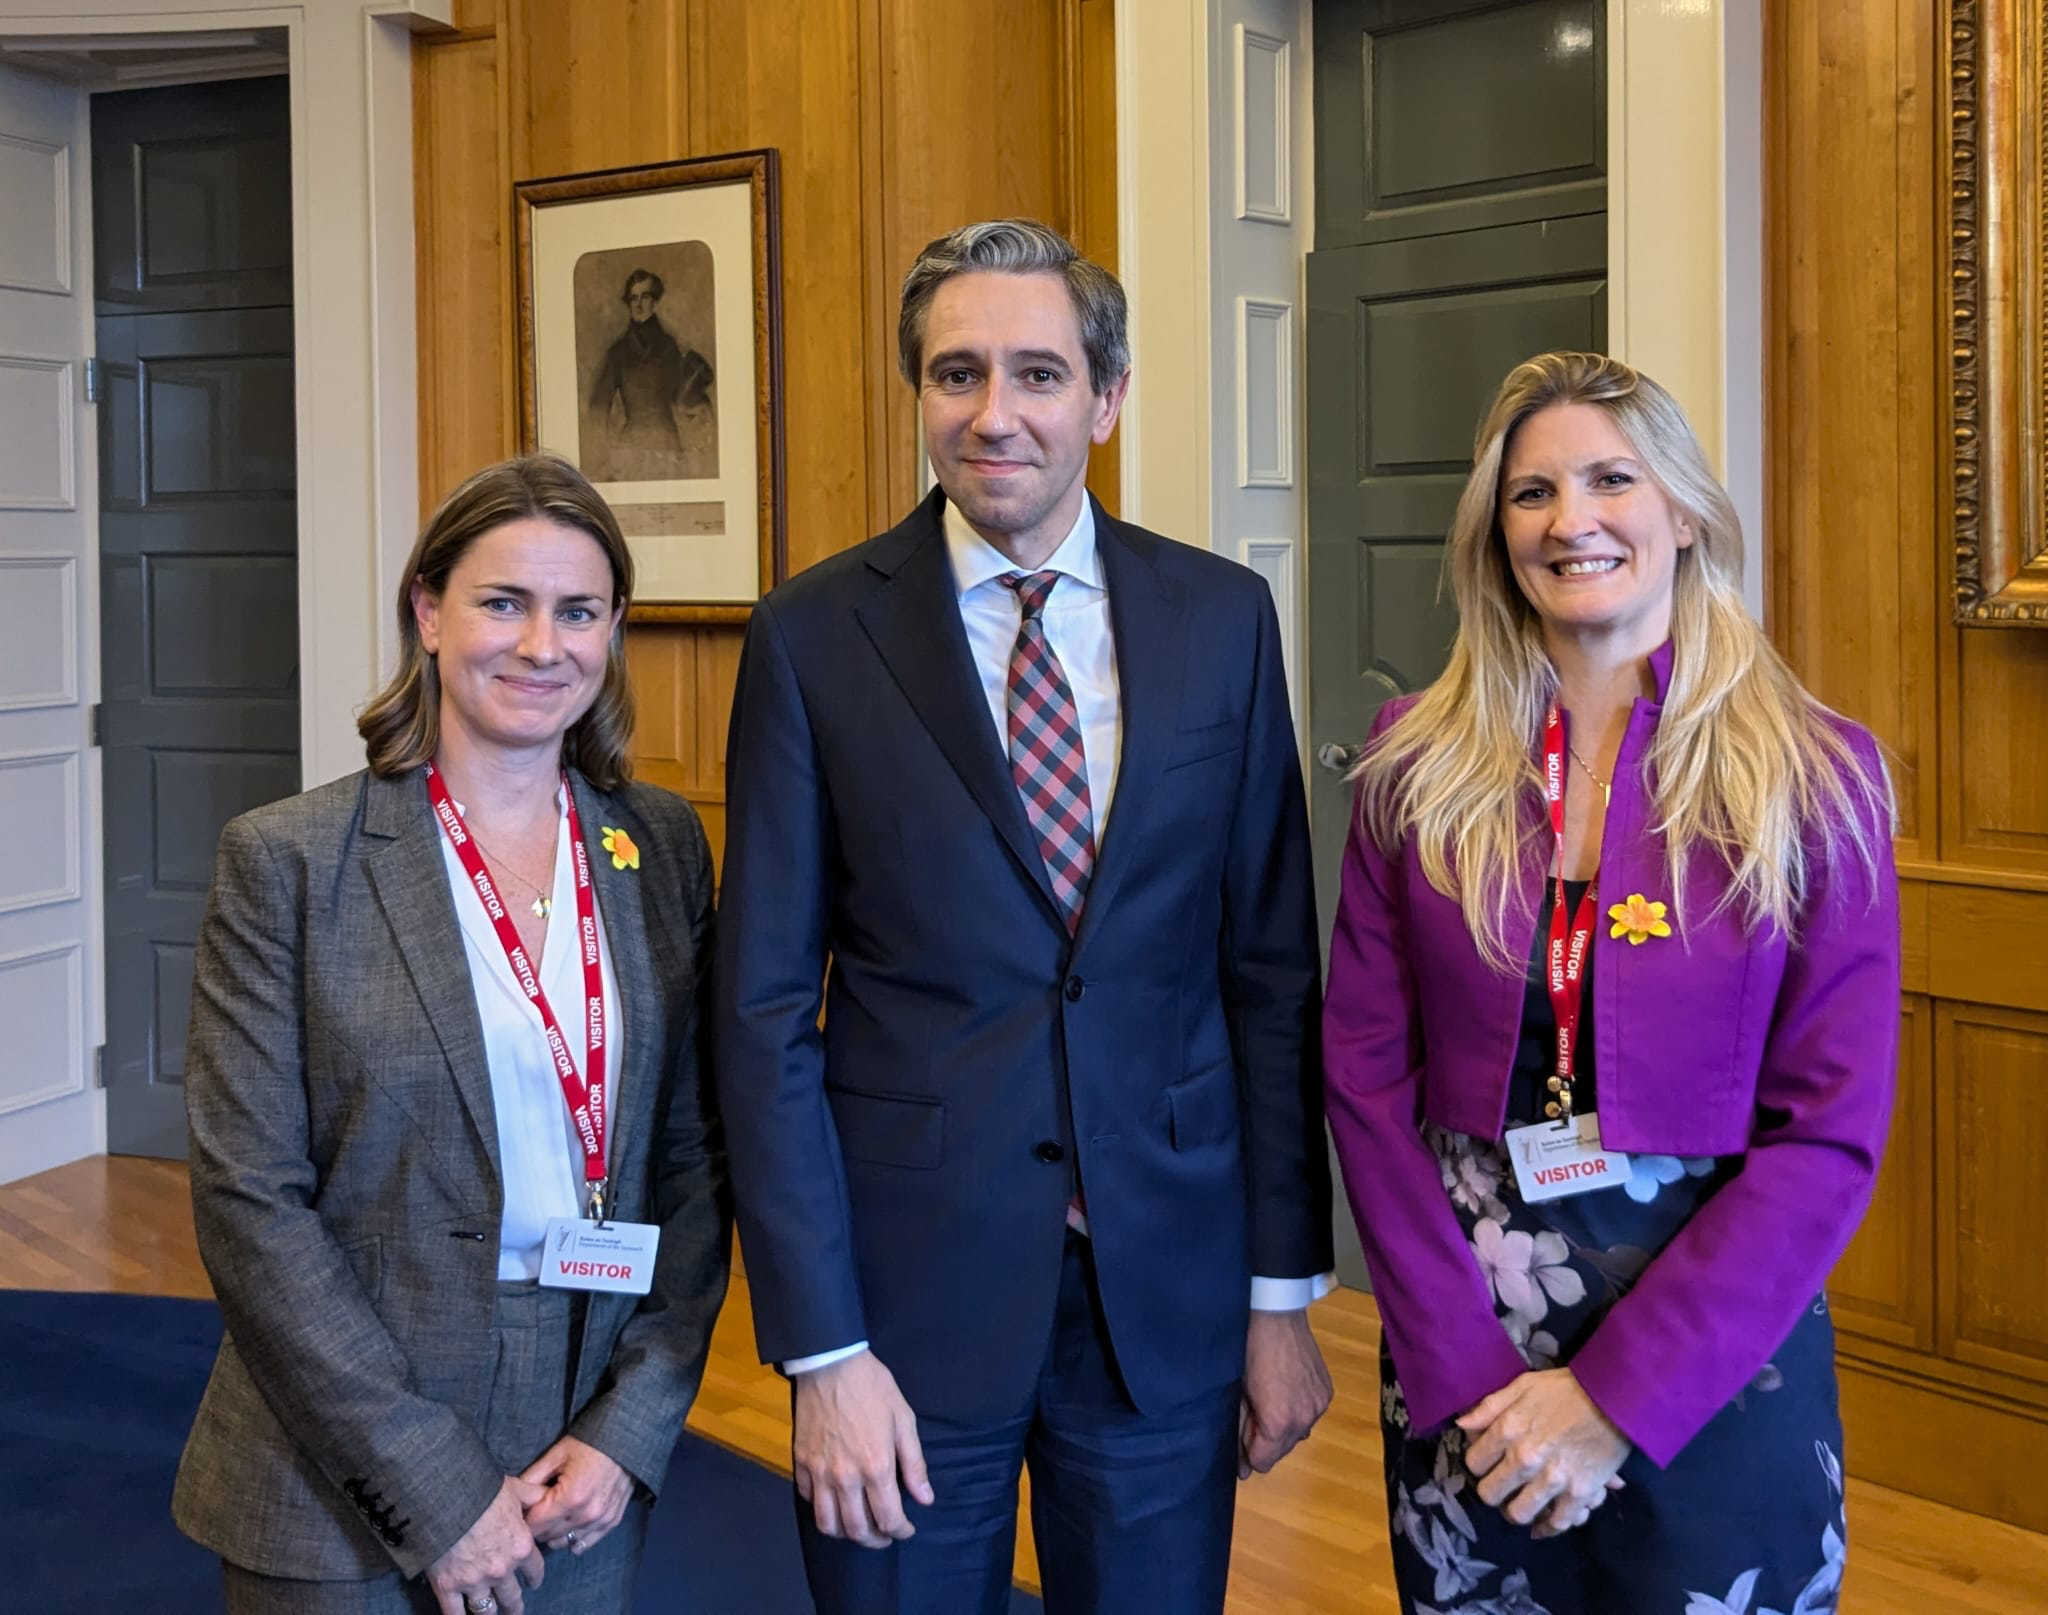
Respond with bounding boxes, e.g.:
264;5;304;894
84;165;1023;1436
171;765;730;1582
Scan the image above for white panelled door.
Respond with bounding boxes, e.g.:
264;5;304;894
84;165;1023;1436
0;61;100;1183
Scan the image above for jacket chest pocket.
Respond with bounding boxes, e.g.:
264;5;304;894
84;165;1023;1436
1165;718;1241;773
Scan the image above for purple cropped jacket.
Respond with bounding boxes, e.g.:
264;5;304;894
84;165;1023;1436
1322;645;1900;1468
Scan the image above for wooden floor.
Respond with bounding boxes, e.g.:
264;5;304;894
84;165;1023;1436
4;1157;2044;1612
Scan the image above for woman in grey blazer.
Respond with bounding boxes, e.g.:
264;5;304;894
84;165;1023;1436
172;454;731;1615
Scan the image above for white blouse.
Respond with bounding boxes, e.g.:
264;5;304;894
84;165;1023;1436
435;790;625;1281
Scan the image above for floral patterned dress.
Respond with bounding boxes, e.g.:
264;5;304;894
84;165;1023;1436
1380;883;1849;1615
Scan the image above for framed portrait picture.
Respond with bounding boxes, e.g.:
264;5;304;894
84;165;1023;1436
515;150;785;621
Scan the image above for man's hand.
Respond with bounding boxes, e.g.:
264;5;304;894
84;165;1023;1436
520;1435;634;1556
1458;1368;1630;1537
792;1350;934;1549
1238;1308;1333;1479
425;1475;546;1615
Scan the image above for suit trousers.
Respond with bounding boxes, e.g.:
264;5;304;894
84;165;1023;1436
796;1231;1242;1615
221;1283;649;1614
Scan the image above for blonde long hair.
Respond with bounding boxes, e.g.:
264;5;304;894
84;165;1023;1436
358;454;637;789
1355;352;1893;971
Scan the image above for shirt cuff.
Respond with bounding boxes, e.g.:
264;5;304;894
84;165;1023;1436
1249;1272;1338;1311
782;1341;870;1375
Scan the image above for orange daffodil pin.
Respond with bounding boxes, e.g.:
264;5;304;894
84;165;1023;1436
1607;893;1671;946
600;826;641;872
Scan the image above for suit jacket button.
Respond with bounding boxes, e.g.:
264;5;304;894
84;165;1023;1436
1063;975;1085;1002
1034;1140;1065;1163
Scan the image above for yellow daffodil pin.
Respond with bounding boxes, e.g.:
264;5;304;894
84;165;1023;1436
600;826;641;872
1608;893;1671;945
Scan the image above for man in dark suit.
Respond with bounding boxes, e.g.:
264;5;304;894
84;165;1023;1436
714;219;1335;1614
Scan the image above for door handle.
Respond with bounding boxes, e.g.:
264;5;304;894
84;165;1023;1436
1316;741;1365;775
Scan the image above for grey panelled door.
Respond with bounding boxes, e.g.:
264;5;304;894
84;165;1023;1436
1307;0;1606;1284
95;79;299;1158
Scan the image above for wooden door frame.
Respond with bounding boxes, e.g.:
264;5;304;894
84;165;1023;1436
1608;0;1766;621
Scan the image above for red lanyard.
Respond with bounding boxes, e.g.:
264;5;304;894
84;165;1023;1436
426;762;608;1215
1542;706;1597;1115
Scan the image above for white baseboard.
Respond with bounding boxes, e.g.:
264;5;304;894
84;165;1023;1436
0;1087;102;1186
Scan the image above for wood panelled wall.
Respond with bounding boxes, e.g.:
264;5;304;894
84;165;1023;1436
413;0;1119;862
1770;0;2048;1533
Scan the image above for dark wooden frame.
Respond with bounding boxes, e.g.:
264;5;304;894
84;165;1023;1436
1944;0;2048;624
514;149;786;623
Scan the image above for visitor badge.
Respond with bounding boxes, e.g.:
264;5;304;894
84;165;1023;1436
1505;1111;1631;1203
539;1217;659;1295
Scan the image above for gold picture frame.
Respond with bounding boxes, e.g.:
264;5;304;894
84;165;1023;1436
1945;0;2048;624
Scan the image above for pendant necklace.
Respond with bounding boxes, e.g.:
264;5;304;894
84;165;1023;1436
468;829;556;919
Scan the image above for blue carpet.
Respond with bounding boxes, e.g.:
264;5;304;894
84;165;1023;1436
0;1290;1039;1613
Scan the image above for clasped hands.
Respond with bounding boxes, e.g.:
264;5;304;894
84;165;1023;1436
1456;1367;1631;1540
790;1311;1334;1550
425;1435;633;1615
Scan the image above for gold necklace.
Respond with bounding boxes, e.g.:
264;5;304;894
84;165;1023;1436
1567;742;1611;808
468;829;556;919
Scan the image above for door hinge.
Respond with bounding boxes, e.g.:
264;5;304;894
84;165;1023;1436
91;1046;106;1089
82;356;100;404
89;703;102;747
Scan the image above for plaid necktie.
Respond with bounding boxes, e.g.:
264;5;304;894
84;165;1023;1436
1000;570;1095;934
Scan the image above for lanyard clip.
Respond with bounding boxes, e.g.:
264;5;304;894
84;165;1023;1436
585;1178;609;1224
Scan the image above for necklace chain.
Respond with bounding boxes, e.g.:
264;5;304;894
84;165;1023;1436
467;827;556;920
1567;742;1612;807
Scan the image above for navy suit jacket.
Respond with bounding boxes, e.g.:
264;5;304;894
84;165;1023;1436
714;491;1333;1422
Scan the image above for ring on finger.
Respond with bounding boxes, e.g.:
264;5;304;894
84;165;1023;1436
564;1530;578;1547
465;1598;498;1614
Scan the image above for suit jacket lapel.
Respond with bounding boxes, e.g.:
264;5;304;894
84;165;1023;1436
855;493;1064;924
569;773;664;1209
360;769;503;1186
1073;507;1188;956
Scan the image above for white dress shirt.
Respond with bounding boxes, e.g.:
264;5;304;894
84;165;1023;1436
436;789;624;1282
785;501;1332;1375
948;497;1124;842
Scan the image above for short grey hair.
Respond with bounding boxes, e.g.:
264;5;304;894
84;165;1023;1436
897;219;1130;395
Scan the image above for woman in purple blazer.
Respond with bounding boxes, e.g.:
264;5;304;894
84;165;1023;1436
1325;352;1898;1613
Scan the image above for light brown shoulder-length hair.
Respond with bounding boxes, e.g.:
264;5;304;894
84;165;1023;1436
358;453;637;788
1354;351;1894;971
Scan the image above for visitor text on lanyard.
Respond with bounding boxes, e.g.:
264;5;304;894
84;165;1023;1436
1542;703;1598;1124
426;762;609;1220
1503;705;1633;1204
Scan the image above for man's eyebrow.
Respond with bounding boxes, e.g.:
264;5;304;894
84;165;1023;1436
924;346;1078;374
